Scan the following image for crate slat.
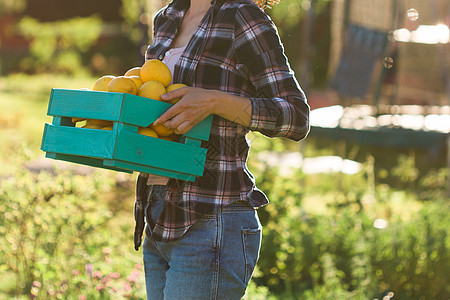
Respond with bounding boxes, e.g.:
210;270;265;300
42;124;116;159
46;152;133;173
49;89;123;121
103;159;194;181
114;131;207;176
120;93;172;127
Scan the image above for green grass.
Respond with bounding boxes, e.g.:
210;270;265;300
0;73;96;175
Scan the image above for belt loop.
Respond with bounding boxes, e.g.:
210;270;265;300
134;173;150;251
146;184;155;229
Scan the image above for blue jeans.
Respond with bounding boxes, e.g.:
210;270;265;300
142;186;262;300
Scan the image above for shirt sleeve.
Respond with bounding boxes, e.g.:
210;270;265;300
234;4;310;141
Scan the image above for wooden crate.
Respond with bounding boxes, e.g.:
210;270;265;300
41;88;213;181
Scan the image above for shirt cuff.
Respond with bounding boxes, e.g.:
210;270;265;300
248;97;281;133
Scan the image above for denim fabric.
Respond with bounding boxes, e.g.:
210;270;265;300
143;186;262;300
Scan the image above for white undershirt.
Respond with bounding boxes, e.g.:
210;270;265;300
162;46;186;85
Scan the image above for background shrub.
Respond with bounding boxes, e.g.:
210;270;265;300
0;168;145;299
251;165;449;299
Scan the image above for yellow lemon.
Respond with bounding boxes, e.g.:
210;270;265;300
93;75;115;91
153;124;173;137
138;80;167;101
107;76;138;95
71;117;86;123
82;124;103;129
128;75;143;90
166;83;187;104
124;66;141;77
86;119;113;127
138;127;158;138
140;59;172;87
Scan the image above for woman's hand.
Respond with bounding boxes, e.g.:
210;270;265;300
153;87;252;134
153;87;218;135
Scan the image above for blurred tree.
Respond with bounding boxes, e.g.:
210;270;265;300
18;16;102;75
119;0;167;65
269;0;333;90
120;0;147;64
0;0;26;73
0;0;26;16
121;0;143;43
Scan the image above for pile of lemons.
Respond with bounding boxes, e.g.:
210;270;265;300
74;59;186;142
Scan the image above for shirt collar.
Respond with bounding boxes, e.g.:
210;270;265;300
164;0;222;20
164;0;189;20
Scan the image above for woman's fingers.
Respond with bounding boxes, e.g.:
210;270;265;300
153;87;216;134
173;120;192;135
162;111;196;135
160;86;189;102
154;105;181;126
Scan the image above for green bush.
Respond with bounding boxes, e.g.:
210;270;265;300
17;16;102;75
370;203;449;300
0;169;145;299
252;165;449;299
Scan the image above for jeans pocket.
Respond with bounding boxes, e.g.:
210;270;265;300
241;227;262;284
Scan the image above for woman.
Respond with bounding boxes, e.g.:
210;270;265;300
136;0;310;299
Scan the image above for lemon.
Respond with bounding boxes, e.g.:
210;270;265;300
107;76;138;95
86;119;113;127
93;75;115;91
138;127;158;138
138;80;167;101
127;75;144;90
71;117;86;123
153;124;173;137
140;59;172;87
124;66;141;77
166;83;187;104
82;124;103;129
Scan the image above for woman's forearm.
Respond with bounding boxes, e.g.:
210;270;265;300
212;91;252;127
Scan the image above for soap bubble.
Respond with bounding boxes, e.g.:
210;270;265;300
383;57;394;69
407;8;419;21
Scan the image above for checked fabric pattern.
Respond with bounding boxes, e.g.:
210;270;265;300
144;0;309;242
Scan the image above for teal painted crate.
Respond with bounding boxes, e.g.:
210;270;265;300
41;88;213;181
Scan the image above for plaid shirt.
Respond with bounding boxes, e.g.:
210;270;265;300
145;0;310;242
